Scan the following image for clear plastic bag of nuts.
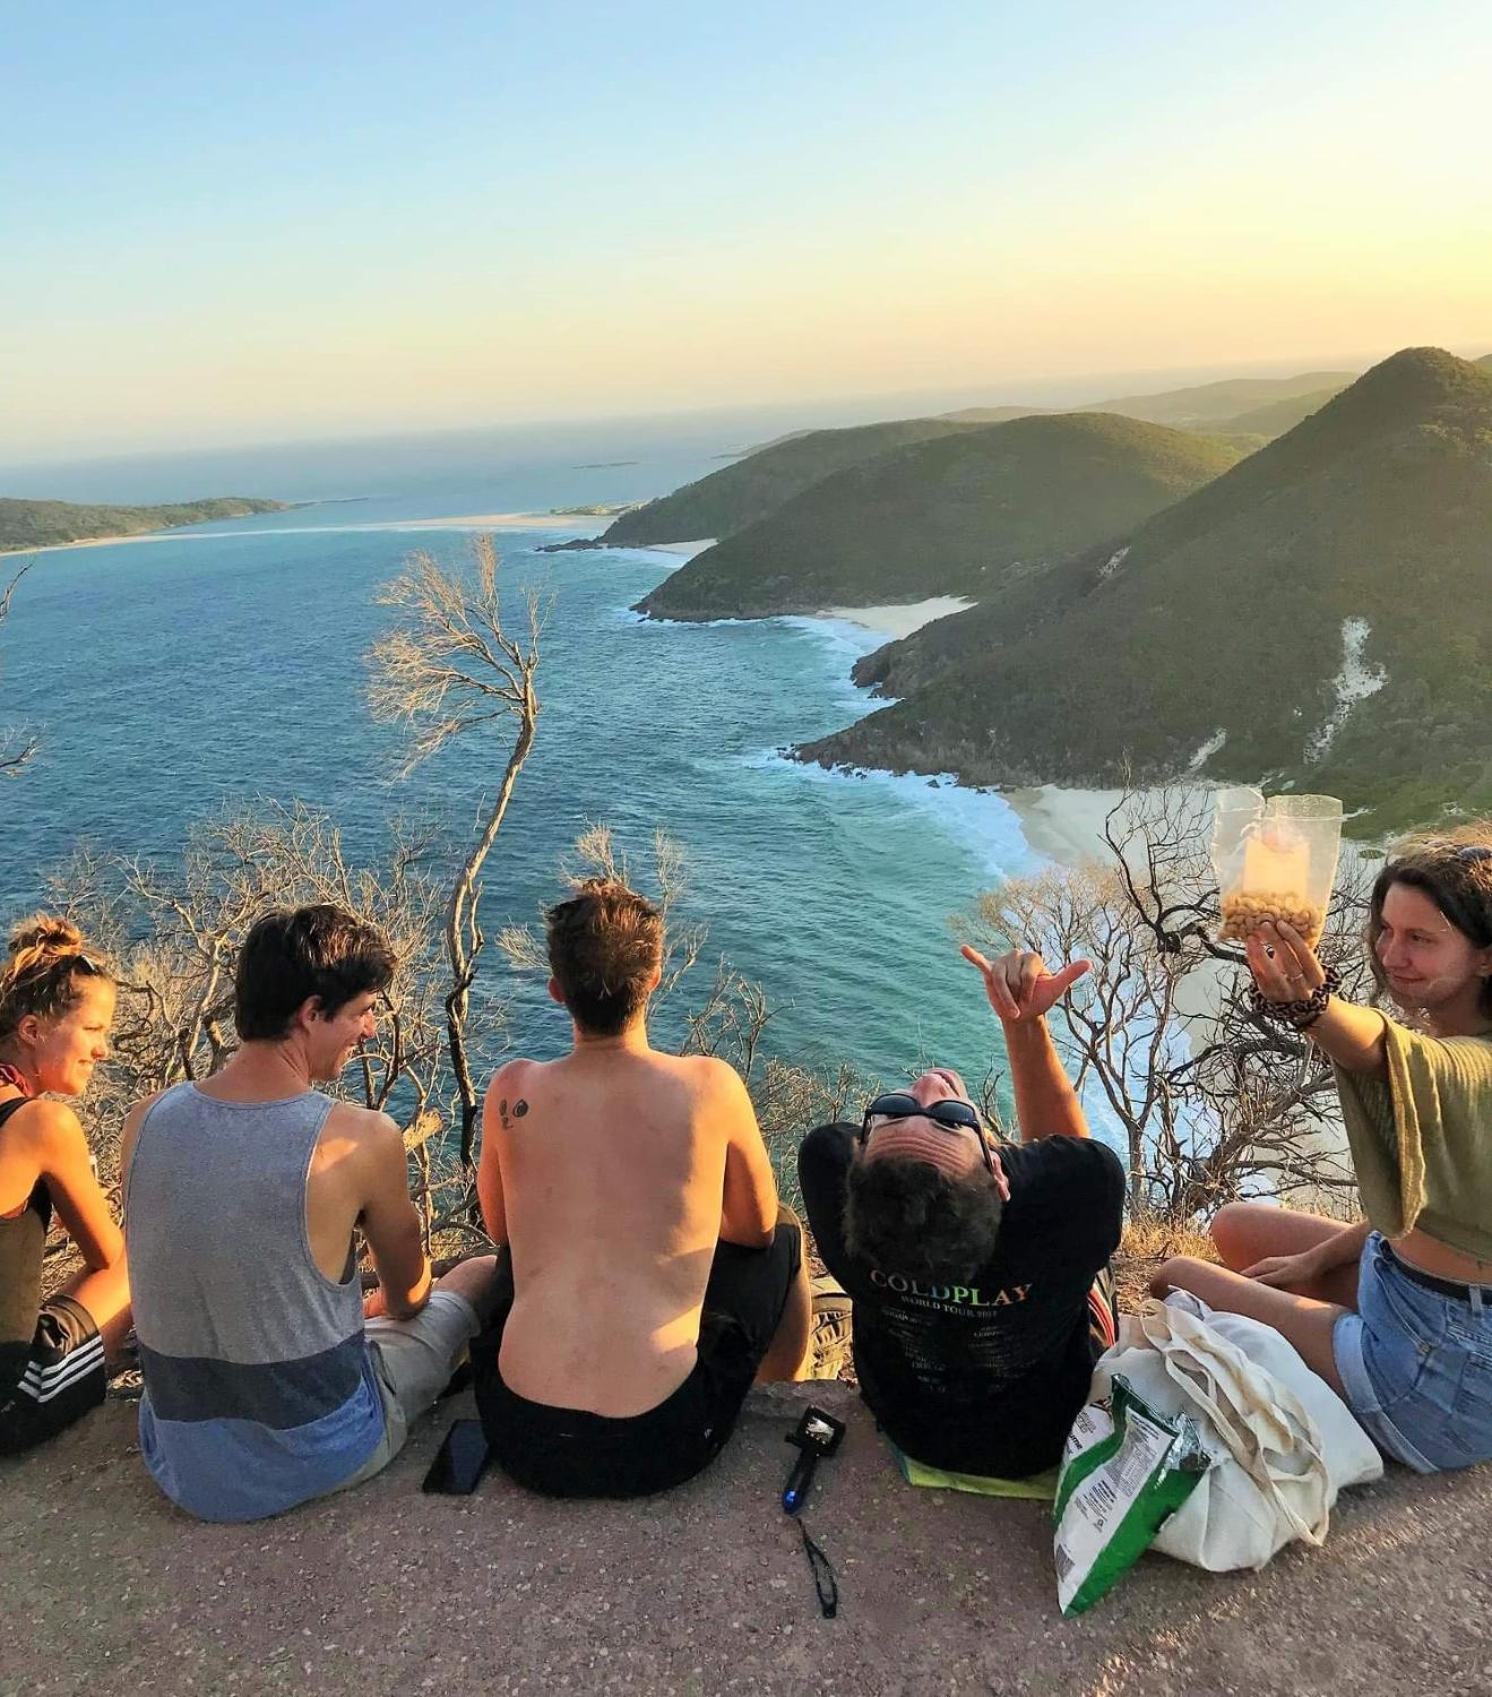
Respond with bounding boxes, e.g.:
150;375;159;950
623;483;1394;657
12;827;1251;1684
1210;789;1343;948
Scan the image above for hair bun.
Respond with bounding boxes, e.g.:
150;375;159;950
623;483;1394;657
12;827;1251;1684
6;913;85;959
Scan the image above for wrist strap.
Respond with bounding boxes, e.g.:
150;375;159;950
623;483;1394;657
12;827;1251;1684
797;1520;839;1619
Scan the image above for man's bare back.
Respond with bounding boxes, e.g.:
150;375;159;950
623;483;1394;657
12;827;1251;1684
478;1038;778;1417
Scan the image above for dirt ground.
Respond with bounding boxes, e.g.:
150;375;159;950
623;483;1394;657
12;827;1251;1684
4;1381;1491;1697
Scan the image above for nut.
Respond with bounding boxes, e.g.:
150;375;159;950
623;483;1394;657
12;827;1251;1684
1219;890;1325;946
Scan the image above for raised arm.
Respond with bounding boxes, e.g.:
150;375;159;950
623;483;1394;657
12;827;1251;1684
715;1062;778;1248
356;1113;432;1321
961;945;1091;1142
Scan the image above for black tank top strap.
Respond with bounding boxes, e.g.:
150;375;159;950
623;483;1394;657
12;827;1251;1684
0;1096;52;1230
0;1096;53;1398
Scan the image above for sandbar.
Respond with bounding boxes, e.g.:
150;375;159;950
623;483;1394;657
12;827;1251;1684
378;511;602;531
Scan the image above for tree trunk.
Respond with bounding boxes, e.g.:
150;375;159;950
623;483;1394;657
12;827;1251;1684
445;692;537;1167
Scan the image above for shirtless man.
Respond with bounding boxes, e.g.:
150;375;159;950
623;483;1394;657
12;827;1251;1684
474;877;811;1497
122;904;500;1521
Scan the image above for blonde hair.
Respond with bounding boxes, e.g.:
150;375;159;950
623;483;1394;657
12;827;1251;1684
0;914;112;1044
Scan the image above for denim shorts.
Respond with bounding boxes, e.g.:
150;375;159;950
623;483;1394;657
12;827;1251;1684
1333;1232;1492;1473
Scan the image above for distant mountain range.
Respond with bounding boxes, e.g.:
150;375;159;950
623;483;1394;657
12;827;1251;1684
0;496;288;553
633;414;1241;620
601;419;975;548
605;368;1368;551
798;348;1492;834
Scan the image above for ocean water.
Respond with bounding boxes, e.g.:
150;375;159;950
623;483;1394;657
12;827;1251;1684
1;437;1044;1102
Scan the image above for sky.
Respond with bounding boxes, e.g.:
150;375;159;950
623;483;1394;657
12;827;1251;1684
4;0;1490;461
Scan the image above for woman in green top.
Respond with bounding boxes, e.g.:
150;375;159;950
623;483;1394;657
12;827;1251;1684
1155;829;1492;1472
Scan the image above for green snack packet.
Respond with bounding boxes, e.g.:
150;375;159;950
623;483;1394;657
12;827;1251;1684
1052;1376;1208;1616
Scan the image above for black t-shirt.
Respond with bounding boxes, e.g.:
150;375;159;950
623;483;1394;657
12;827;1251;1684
798;1123;1125;1478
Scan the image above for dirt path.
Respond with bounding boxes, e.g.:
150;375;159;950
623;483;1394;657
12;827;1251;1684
4;1383;1490;1697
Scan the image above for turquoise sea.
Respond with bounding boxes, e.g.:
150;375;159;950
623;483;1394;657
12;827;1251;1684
1;419;1044;1098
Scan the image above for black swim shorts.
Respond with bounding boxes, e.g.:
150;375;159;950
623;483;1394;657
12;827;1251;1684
474;1216;803;1498
0;1294;108;1457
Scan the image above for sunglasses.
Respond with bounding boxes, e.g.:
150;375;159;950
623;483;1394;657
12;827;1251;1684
1407;842;1492;864
859;1092;995;1176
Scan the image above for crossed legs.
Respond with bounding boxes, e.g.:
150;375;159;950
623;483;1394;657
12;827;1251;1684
1151;1202;1358;1396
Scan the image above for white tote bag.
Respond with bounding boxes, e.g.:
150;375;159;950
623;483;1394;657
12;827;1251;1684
1089;1293;1382;1572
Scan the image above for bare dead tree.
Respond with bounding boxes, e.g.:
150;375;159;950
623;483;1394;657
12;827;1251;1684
52;804;453;1240
367;536;541;1165
1;565;40;778
961;788;1376;1220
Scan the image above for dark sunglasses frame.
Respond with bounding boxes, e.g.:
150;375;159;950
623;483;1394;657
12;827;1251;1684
1408;841;1492;864
858;1093;995;1176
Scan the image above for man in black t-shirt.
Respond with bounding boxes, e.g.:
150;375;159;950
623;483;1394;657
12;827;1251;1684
798;945;1125;1479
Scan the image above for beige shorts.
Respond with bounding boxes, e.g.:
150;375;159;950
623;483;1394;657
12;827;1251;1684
338;1290;480;1490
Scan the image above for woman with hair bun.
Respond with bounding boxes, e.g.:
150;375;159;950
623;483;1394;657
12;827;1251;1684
0;915;130;1454
1156;824;1492;1473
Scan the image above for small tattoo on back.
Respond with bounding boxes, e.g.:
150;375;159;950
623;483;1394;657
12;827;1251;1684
513;1099;529;1119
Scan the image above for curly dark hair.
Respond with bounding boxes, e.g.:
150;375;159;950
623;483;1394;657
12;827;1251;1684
1368;823;1492;1017
844;1155;1004;1280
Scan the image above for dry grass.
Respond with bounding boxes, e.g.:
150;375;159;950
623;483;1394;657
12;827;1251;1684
1113;1211;1220;1313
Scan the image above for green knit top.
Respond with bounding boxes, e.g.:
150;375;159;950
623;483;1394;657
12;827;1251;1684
1334;1020;1492;1262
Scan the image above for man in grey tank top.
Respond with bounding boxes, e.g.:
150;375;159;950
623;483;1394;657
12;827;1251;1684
121;905;500;1522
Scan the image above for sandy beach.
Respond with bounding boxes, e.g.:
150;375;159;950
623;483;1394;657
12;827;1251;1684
1001;783;1129;866
1;530;185;558
3;509;614;559
821;595;973;640
646;538;715;557
377;510;604;531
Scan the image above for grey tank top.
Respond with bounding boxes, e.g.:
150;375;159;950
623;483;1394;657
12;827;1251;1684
125;1082;384;1520
125;1082;365;1377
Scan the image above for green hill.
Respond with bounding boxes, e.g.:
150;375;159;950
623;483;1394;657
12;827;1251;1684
936;404;1053;425
603;367;1463;552
633;414;1241;621
599;419;976;546
1207;384;1350;440
0;495;288;553
803;348;1492;834
929;373;1365;435
1085;370;1357;429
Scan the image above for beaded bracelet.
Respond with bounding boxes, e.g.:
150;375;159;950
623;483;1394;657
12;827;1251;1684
1249;965;1342;1031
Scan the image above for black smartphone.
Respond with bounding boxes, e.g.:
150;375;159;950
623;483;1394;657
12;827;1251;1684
421;1418;491;1495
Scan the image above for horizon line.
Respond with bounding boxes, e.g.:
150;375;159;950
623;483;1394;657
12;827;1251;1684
7;337;1490;478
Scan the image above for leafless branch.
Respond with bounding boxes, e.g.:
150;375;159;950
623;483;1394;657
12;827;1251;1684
367;535;542;1165
963;786;1374;1221
0;564;39;777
